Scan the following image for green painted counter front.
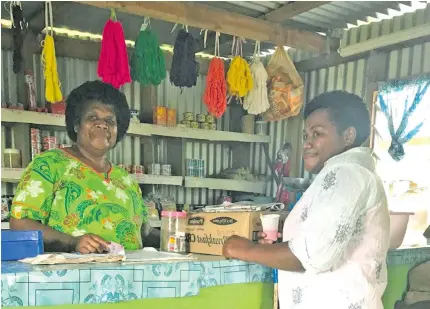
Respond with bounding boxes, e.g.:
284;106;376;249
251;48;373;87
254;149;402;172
383;246;430;309
6;283;274;309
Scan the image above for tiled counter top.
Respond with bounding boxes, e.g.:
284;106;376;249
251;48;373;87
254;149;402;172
1;255;271;307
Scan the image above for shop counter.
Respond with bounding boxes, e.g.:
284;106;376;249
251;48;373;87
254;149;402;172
1;247;429;309
1;254;273;309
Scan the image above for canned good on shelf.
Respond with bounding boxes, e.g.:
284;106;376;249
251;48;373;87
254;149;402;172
2;149;21;168
161;164;172;176
196;114;206;123
199;122;210;130
180;120;191;128
132;165;144;175
148;163;161;175
183;112;195;121
206;114;215;123
209;123;217;130
190;121;199;129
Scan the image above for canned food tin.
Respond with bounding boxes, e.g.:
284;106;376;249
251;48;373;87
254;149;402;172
148;163;161;175
167;108;177;127
200;122;210;130
206;114;215;123
209;123;217;130
180;120;191;128
190;121;199;129
161;164;172;176
196;114;206;122
132;165;144;175
183;112;195;121
153;106;167;126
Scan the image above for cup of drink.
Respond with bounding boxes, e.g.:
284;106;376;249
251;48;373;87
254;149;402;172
260;214;280;241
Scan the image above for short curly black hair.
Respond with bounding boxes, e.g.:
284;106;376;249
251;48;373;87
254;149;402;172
65;80;130;144
304;91;370;147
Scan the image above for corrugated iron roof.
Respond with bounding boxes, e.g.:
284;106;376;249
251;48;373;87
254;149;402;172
205;1;428;32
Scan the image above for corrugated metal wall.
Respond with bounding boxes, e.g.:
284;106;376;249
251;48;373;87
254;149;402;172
1;50;285;203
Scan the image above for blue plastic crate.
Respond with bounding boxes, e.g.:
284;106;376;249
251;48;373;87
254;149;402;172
1;230;44;261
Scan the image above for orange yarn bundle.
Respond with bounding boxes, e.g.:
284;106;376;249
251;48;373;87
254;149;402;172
204;57;227;118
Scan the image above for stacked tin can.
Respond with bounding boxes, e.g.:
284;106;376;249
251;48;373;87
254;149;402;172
148;163;161;175
30;128;42;159
161;164;172;176
186;159;205;177
43;136;57;151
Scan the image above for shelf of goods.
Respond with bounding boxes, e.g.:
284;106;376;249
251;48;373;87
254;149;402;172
0;168;183;186
184;177;267;195
1;108;271;143
1;168;267;194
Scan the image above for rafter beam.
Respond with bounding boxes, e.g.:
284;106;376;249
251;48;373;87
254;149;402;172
75;1;327;52
261;1;331;23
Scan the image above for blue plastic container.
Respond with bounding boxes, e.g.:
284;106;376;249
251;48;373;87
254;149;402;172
1;230;44;261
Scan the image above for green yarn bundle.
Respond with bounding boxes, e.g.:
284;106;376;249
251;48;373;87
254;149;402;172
131;28;166;86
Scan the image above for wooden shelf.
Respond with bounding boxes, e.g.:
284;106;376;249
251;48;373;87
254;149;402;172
1;108;270;143
184;177;268;194
1;168;267;194
0;167;183;186
1;167;24;183
132;174;183;186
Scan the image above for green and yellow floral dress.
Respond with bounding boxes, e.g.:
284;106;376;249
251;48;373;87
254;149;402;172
11;149;147;250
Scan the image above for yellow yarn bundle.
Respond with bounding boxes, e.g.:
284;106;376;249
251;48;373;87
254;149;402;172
41;34;63;103
227;55;253;98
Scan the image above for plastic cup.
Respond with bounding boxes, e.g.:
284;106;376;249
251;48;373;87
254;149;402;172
260;214;280;241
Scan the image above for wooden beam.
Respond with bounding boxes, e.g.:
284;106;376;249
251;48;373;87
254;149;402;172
261;1;331;23
75;1;327;52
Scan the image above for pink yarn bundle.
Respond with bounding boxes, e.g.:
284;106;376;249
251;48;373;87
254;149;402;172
97;19;131;89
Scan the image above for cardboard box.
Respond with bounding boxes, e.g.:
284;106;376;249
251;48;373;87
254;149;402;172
185;211;288;256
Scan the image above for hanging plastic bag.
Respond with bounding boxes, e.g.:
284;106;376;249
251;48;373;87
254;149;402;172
262;46;304;122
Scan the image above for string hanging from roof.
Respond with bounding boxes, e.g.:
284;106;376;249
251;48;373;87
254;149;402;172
226;36;253;104
204;32;227;118
243;41;270;115
170;24;198;89
131;17;166;86
97;9;131;89
41;1;63;103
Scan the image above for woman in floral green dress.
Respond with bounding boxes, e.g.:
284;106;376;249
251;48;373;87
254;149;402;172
11;81;148;254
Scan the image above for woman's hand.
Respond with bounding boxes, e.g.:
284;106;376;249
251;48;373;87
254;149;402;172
257;231;282;244
222;235;255;260
73;234;110;254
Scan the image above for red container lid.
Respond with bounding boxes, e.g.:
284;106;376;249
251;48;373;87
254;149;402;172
161;211;187;218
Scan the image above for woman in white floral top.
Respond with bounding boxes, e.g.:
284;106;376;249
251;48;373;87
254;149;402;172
223;91;390;309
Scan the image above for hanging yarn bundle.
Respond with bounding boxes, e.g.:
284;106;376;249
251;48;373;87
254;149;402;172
131;17;166;86
170;25;198;88
41;1;63;103
204;32;227;118
11;1;27;74
244;41;270;115
226;37;253;104
98;9;131;89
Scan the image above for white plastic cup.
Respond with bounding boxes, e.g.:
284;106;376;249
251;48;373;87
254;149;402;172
260;214;280;241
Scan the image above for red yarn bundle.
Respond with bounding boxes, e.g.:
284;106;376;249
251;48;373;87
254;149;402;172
204;58;227;118
98;19;131;89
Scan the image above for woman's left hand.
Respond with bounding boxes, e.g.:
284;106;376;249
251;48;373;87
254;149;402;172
222;235;255;260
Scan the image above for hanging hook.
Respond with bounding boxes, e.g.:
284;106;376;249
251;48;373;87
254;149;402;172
110;8;117;21
200;29;208;49
141;16;150;31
